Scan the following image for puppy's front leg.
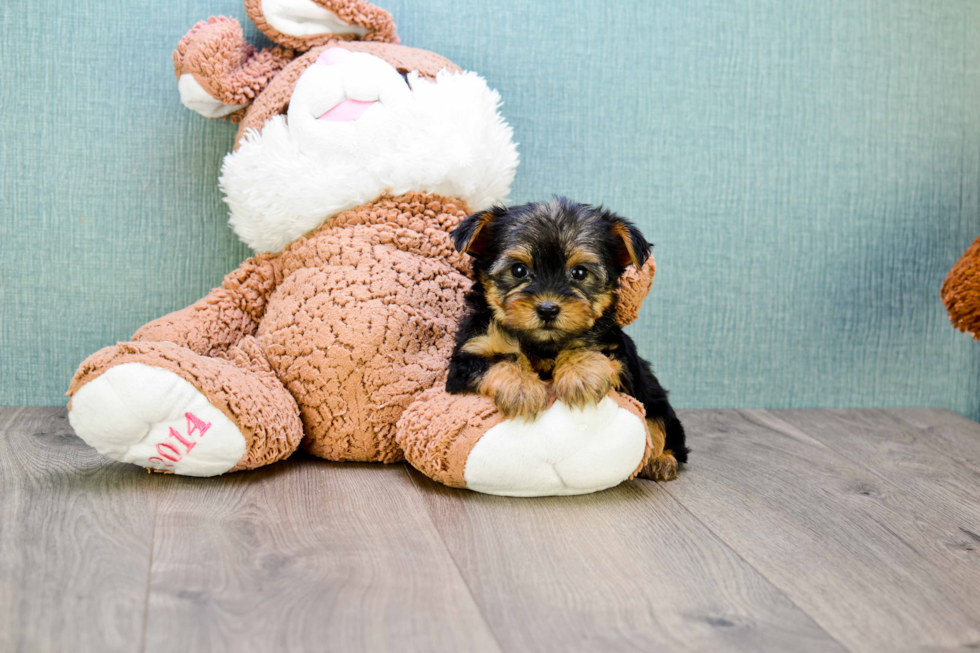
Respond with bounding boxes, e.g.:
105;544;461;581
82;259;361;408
479;359;550;420
552;349;623;409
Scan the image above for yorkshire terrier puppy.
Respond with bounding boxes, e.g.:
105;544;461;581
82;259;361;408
446;197;688;480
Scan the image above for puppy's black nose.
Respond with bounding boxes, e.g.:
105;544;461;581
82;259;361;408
536;302;561;322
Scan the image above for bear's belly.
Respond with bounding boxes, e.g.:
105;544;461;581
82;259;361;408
257;247;469;462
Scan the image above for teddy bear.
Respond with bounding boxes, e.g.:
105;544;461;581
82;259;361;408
943;237;980;338
67;0;672;496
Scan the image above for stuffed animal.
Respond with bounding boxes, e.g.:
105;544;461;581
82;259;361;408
943;237;980;338
67;0;671;496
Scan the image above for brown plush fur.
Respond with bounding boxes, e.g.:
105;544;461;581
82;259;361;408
943;235;980;338
173;16;296;118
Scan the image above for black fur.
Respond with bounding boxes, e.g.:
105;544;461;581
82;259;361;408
447;197;688;464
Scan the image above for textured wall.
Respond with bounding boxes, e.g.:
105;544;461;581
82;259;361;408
2;0;979;418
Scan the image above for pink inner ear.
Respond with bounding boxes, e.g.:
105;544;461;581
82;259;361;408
316;47;351;66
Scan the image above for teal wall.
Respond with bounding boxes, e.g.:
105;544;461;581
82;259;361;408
3;0;979;418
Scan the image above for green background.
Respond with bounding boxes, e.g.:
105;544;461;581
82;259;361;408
2;0;979;418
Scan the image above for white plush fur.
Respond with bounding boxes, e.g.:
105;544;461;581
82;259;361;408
220;51;519;252
261;0;368;37
463;398;649;497
69;364;247;477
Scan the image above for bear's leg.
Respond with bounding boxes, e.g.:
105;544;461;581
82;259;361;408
396;388;653;497
67;337;303;476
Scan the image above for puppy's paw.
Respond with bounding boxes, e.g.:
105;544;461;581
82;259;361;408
640;451;679;482
553;349;622;410
480;361;549;420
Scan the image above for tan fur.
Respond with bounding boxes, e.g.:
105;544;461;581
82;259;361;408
458;211;497;255
589;290;615;320
497;245;533;268
566;247;601;268
552;349;623;409
461;321;520;358
610;221;641;268
637;417;677;480
500;292;596;336
478;359;550;420
482;276;510;324
641;451;679;481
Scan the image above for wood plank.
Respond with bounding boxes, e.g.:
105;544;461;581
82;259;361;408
143;459;500;653
888;407;980;473
665;409;980;653
0;407;158;653
771;408;980;542
408;467;847;653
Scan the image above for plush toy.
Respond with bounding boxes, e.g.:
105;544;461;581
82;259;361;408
943;237;980;338
67;0;671;496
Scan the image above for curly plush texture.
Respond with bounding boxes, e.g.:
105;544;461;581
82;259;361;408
174;16;296;116
943;236;980;339
73;193;472;465
615;256;657;326
261;194;472;462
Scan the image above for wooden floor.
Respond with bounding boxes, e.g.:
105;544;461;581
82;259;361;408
2;407;979;652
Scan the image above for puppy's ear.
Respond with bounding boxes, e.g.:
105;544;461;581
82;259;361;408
452;206;507;255
606;214;651;269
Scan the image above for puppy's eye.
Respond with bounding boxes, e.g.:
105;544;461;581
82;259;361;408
511;263;529;279
570;265;589;281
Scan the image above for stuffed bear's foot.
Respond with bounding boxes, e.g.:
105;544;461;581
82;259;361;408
397;389;653;497
68;340;304;476
69;363;247;476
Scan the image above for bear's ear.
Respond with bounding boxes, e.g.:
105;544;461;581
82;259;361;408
604;212;651;270
245;0;399;50
452;206;508;256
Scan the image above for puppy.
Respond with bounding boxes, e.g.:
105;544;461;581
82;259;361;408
446;197;688;480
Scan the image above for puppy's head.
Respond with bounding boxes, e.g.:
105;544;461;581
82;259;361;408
452;197;651;342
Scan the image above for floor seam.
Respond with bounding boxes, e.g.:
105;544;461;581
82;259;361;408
659;410;858;653
138;480;160;653
401;464;508;653
658;480;854;653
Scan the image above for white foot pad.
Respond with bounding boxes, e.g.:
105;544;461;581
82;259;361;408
463;397;648;497
69;363;247;477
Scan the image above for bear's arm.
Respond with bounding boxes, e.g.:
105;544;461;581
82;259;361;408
132;254;282;356
174;17;296;121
